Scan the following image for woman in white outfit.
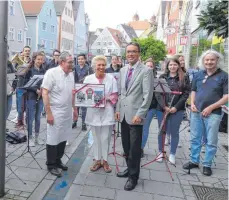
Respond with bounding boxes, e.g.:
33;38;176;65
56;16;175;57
84;55;118;173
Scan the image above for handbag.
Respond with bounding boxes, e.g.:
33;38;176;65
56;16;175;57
6;131;27;144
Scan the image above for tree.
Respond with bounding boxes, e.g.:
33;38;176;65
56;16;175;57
190;39;222;67
197;1;228;38
132;37;167;64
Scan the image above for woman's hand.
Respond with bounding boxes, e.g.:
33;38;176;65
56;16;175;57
170;107;177;114
191;104;198;112
164;106;170;113
36;89;41;96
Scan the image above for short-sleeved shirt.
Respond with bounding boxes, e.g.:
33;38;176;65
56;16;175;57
192;68;228;115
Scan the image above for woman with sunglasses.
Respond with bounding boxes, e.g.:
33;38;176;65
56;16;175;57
157;58;190;164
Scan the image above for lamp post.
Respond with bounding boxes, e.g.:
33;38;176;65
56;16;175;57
0;1;8;197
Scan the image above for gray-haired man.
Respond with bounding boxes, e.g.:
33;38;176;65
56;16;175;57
42;52;78;177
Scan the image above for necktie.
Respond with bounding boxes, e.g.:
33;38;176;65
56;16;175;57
126;68;134;90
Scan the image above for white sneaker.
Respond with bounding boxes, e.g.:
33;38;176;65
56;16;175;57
169;154;176;165
157;152;163;162
66;141;70;146
29;138;35;147
35;135;45;145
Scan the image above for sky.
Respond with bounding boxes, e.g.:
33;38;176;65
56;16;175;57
84;0;161;31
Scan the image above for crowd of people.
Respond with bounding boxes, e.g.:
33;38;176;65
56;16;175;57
6;42;228;191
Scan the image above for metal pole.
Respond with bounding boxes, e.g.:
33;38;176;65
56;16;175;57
0;1;8;197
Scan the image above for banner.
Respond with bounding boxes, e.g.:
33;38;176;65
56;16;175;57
180;36;188;46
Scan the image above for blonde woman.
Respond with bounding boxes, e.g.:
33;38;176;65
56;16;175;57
84;55;118;173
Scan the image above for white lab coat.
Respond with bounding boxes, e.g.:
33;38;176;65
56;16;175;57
41;66;74;145
84;74;118;126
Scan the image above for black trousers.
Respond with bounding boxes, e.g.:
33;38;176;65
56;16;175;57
121;118;143;180
46;141;66;169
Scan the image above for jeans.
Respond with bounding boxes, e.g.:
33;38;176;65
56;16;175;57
26;99;44;137
79;107;87;123
16;89;26;121
6;95;13;120
158;110;184;155
142;109;163;149
190;112;221;167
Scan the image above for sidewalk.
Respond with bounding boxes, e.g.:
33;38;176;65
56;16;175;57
2;107;228;199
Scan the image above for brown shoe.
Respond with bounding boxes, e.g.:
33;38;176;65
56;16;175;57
102;160;112;173
90;160;102;172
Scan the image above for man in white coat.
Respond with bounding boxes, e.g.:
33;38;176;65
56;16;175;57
42;52;78;177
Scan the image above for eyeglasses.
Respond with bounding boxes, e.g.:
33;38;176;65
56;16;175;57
126;50;139;54
202;75;208;83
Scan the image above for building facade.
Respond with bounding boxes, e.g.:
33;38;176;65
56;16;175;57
54;0;75;55
22;0;58;55
8;0;28;58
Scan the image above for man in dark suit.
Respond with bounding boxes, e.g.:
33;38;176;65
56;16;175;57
115;42;153;191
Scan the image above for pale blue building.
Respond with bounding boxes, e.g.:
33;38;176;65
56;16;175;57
22;0;58;55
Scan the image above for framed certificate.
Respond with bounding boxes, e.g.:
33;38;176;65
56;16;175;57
75;83;105;107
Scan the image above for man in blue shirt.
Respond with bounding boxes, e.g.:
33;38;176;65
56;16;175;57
183;50;228;176
73;53;93;130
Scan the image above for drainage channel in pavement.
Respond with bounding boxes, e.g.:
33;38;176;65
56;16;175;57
43;132;91;200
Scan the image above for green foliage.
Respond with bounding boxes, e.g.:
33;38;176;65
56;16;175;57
197;1;228;38
132;37;167;64
190;39;223;67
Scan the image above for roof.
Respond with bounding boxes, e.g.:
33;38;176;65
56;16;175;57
120;24;138;39
72;0;81;21
53;0;67;16
89;32;98;47
139;26;157;38
128;20;151;31
21;0;45;16
107;27;127;47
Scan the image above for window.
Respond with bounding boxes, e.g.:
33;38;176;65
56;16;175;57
97;49;101;53
50;41;55;49
68;9;70;17
109;42;112;45
108;49;112;53
9;27;15;40
49;9;52;16
51;25;55;33
62;20;65;31
104;42;106;45
65;8;67;15
42;22;46;31
9;1;15;16
41;39;47;48
26;38;31;46
17;30;22;42
97;42;100;45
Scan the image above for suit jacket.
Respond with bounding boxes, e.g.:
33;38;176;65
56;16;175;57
116;62;154;125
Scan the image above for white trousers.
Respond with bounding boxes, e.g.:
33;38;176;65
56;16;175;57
91;125;112;161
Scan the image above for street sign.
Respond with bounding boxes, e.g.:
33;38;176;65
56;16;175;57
191;37;199;46
180;36;188;45
164;27;176;35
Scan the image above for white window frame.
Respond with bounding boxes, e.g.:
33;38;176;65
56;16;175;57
50;41;55;49
42;22;47;31
9;0;15;16
17;30;23;42
51;25;55;33
41;39;47;48
9;27;15;41
49;9;52;17
26;37;32;46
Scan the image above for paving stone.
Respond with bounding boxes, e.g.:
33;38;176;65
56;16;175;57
150;170;179;184
153;195;183;200
78;197;107;200
143;180;184;198
9;167;47;182
43;194;63;200
196;175;219;184
188;181;203;186
84;173;107;187
7;190;21;196
186;196;197;200
27;159;47;170
73;173;87;185
19;192;31;198
28;179;53;200
45;173;57;181
4;194;14;199
81;185;115;199
183;189;195;197
182;185;192;190
5;179;39;193
177;173;199;181
116;190;153;200
10;157;33;168
139;169;150;180
13;196;27;200
64;185;83;200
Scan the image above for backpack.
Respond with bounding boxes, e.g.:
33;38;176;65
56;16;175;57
6;131;27;144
